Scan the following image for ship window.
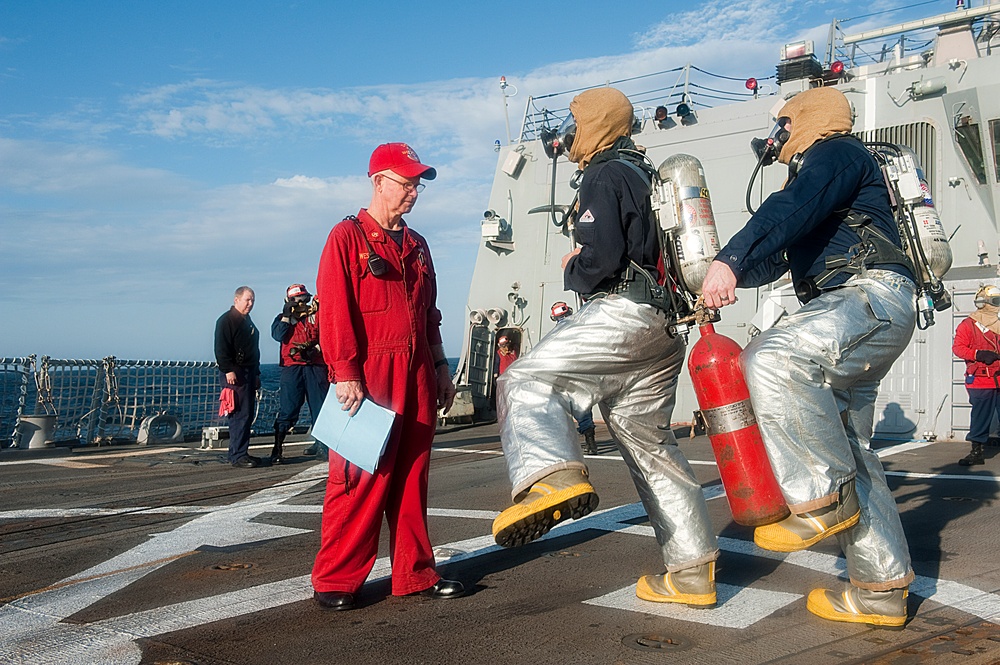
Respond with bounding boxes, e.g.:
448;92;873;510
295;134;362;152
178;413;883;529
990;119;1000;183
954;120;987;185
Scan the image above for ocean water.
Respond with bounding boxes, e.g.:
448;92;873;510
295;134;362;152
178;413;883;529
259;358;459;390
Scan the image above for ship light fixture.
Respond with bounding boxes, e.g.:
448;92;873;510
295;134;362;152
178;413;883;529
780;40;813;61
830;60;845;75
654;105;669;121
676;102;691;118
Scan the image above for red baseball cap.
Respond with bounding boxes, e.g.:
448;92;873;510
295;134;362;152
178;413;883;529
368;143;437;180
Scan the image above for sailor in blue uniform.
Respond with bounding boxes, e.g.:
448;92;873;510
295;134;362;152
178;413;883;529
702;86;916;628
492;87;719;608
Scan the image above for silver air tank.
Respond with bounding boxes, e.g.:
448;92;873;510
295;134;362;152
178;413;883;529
894;147;953;281
653;154;721;295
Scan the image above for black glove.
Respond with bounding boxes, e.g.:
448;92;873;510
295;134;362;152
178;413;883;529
282;301;299;320
976;349;1000;365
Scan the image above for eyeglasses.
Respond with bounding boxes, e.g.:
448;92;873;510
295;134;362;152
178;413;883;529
381;174;425;193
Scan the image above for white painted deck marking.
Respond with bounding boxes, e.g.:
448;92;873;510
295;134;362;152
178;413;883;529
433;446;503;456
1;447;188;466
3;454;1000;664
885;470;1000;482
584;583;801;629
33;459;107;469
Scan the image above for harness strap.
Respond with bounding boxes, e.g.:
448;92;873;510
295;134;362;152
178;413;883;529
799;211;914;302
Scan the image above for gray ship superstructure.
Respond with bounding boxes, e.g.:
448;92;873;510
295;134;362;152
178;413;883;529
453;2;1000;443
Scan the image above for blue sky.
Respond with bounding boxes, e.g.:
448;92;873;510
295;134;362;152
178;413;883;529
0;0;958;361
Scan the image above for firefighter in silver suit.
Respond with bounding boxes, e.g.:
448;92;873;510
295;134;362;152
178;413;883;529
492;87;719;608
702;87;916;627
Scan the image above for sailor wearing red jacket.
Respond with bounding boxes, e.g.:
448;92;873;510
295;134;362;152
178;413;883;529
952;284;1000;466
311;143;461;612
269;284;328;464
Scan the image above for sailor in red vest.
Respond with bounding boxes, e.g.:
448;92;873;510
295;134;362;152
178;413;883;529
269;284;329;464
953;284;1000;466
496;335;518;375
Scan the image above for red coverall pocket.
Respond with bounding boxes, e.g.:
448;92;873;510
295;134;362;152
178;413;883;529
357;269;390;314
327;456;356;493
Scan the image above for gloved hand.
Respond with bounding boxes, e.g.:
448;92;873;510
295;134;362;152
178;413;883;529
282;301;299;321
976;349;1000;365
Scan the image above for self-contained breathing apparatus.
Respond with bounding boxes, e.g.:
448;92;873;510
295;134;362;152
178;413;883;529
746;119;952;329
539;113;721;338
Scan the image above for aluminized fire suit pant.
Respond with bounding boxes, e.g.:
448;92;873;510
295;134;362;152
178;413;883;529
743;270;916;590
497;295;719;572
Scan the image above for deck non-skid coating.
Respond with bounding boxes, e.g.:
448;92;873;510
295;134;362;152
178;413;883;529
2;428;1000;664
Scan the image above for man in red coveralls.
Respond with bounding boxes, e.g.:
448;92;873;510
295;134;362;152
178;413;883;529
311;143;462;611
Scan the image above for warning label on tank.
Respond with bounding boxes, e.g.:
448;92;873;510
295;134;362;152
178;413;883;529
700;399;757;436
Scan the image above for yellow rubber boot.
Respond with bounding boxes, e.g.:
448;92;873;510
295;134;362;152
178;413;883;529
492;469;598;548
754;479;860;552
636;562;717;608
807;586;908;629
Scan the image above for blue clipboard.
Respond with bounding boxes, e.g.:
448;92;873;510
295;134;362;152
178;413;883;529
311;385;397;473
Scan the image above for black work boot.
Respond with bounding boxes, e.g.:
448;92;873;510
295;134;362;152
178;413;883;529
270;430;286;465
583;427;598;455
959;443;985;466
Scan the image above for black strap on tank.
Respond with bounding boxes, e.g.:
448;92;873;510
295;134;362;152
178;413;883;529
795;211;913;303
346;215;388;277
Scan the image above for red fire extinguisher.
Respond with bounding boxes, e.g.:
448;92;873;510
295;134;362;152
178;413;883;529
688;323;789;527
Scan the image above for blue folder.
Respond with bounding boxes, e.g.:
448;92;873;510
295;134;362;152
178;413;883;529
311;386;397;474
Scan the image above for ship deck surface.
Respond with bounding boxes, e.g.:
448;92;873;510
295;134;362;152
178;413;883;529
3;424;1000;664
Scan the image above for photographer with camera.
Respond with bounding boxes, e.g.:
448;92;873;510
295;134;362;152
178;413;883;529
270;283;329;464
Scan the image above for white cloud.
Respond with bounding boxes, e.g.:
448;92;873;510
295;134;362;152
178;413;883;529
0;137;191;200
635;0;790;48
272;175;330;189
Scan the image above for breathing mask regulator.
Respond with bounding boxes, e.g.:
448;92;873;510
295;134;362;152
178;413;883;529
745;116;797;215
541;113;577;160
536;114;582;230
750;117;791;168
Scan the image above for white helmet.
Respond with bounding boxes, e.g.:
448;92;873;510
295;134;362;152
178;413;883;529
974;284;1000;308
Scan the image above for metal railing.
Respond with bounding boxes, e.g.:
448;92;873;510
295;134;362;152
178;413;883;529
2;356;309;448
0;356;34;448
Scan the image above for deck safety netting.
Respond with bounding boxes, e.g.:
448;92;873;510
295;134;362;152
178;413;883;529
0;357;33;449
2;357;309;447
100;359;226;440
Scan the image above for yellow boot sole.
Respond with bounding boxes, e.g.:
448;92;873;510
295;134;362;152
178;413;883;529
635;575;717;608
753;509;860;552
806;589;906;628
492;483;598;548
